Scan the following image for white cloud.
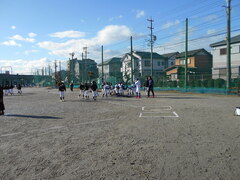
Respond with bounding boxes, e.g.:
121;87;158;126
24;49;39;55
50;30;86;38
28;32;37;37
0;58;52;74
10;34;35;42
109;15;123;21
136;10;145;18
1;40;22;47
95;25;132;44
38;25;134;59
11;25;16;30
203;15;219;22
161;20;180;29
207;29;217;35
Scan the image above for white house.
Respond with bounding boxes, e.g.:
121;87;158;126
210;34;240;79
121;51;166;82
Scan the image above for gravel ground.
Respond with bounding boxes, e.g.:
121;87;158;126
0;87;240;180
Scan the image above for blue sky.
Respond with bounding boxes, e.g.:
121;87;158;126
0;0;240;74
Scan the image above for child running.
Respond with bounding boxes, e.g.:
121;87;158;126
17;84;22;95
79;83;85;98
135;78;141;98
84;83;90;99
91;81;98;101
58;81;66;102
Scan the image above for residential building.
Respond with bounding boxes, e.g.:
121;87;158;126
98;57;122;83
121;51;166;82
162;52;179;68
165;48;212;81
67;58;98;83
210;34;240;79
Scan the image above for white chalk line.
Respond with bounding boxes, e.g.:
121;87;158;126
1;132;24;137
139;106;179;118
0;118;116;138
142;106;172;111
139;111;179;118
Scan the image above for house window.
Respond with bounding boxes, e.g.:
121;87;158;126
144;60;151;67
179;59;190;65
220;48;227;55
157;61;161;66
171;62;174;66
219;68;226;76
171;73;177;80
162;62;165;66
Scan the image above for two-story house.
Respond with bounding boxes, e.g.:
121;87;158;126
210;34;240;79
121;51;166;82
164;48;212;81
162;52;179;68
98;57;122;82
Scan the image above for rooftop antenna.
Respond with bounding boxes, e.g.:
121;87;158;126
69;52;75;60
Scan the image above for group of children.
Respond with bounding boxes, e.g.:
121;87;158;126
58;77;155;101
58;81;98;102
2;84;22;96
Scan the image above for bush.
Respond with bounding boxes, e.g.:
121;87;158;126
178;80;184;88
207;79;214;88
195;80;202;87
188;80;195;88
202;80;208;87
214;78;225;88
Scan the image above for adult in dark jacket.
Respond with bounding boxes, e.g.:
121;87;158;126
145;77;149;96
148;76;155;98
0;86;5;115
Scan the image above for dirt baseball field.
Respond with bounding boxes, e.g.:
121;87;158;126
0;87;240;180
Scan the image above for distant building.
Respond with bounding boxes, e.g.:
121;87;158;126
98;57;122;83
121;51;166;82
67;58;98;83
165;48;212;81
210;34;240;79
162;52;179;68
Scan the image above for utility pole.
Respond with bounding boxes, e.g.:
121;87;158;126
226;0;231;90
130;36;133;83
83;46;88;82
54;60;57;87
59;61;61;81
184;18;188;90
82;52;84;82
148;17;154;77
101;45;104;83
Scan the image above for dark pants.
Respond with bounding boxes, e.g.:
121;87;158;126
148;86;154;97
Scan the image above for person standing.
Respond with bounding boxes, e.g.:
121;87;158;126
59;81;66;102
0;85;5;115
135;78;141;98
70;82;74;92
79;83;85;98
91;81;98;101
148;76;155;98
17;84;22;95
145;77;149;96
84;83;89;99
